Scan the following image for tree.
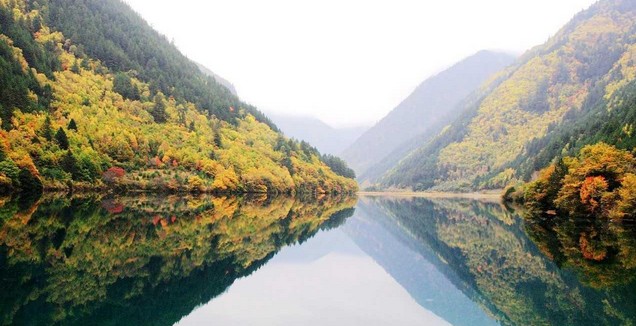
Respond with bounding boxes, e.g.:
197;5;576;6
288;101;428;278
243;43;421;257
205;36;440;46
17;168;42;193
214;130;222;148
68;118;77;131
55;127;69;150
103;166;125;185
321;154;356;179
61;150;77;177
152;93;167;123
113;72;140;100
70;60;80;74
42;115;53;141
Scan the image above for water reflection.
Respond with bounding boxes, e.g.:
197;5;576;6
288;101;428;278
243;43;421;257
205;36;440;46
0;193;356;326
2;194;636;325
356;196;636;326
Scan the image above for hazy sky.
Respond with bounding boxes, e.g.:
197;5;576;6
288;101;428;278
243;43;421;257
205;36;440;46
124;0;597;128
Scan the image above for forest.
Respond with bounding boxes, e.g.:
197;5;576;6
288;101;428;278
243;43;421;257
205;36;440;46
507;142;636;221
378;0;636;195
0;0;357;194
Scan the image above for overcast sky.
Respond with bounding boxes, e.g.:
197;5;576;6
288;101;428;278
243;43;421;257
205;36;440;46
124;0;597;128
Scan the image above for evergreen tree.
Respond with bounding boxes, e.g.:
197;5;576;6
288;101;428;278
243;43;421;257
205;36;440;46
214;130;223;148
80;58;90;70
113;72;140;100
68;118;77;131
70;60;80;74
17;168;42;193
60;150;77;178
55;127;69;150
188;121;195;131
42;115;53;141
152;93;167;123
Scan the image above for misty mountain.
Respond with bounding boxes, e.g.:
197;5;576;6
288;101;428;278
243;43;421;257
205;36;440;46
196;62;238;96
381;0;636;191
267;113;368;155
341;50;515;177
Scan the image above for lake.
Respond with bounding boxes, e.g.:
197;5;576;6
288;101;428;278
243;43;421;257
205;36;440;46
1;193;635;325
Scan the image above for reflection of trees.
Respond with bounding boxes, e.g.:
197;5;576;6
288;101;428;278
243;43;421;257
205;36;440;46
368;197;636;326
526;213;636;289
0;193;356;326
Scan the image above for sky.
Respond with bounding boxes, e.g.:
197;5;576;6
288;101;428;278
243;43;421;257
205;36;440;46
124;0;597;128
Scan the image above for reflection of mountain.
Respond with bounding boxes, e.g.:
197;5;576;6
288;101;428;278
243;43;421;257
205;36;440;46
344;198;497;326
354;196;636;326
0;194;356;326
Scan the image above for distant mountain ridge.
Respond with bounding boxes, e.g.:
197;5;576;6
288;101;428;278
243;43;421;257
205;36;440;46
341;50;515;178
267;113;368;155
381;0;636;191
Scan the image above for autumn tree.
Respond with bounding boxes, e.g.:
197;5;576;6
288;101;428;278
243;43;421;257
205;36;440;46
103;166;125;185
525;143;636;220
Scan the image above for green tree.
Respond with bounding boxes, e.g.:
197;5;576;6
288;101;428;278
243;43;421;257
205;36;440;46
152;93;167;123
55;127;69;150
70;60;80;74
68;118;77;131
61;150;77;177
113;72;140;101
321;154;356;179
42;115;53;141
18;168;42;193
214;130;223;148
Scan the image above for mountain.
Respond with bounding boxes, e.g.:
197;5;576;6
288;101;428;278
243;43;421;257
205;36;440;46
382;0;636;191
267;113;368;155
0;0;356;194
341;50;515;177
196;62;238;96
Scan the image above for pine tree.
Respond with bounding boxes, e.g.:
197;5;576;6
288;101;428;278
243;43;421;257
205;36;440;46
188;121;195;131
214;130;223;148
68;118;77;131
152;93;168;123
42;115;53;141
80;58;90;70
55;127;69;150
70;60;80;74
60;150;77;178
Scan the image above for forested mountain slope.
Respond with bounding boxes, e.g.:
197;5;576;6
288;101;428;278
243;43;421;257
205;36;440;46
341;50;514;176
196;62;238;97
382;0;636;191
0;0;356;193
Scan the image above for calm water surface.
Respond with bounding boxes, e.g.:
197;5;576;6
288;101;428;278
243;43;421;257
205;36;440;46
1;194;635;325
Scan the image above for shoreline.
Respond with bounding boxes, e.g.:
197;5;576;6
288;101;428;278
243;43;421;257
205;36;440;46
357;190;503;202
